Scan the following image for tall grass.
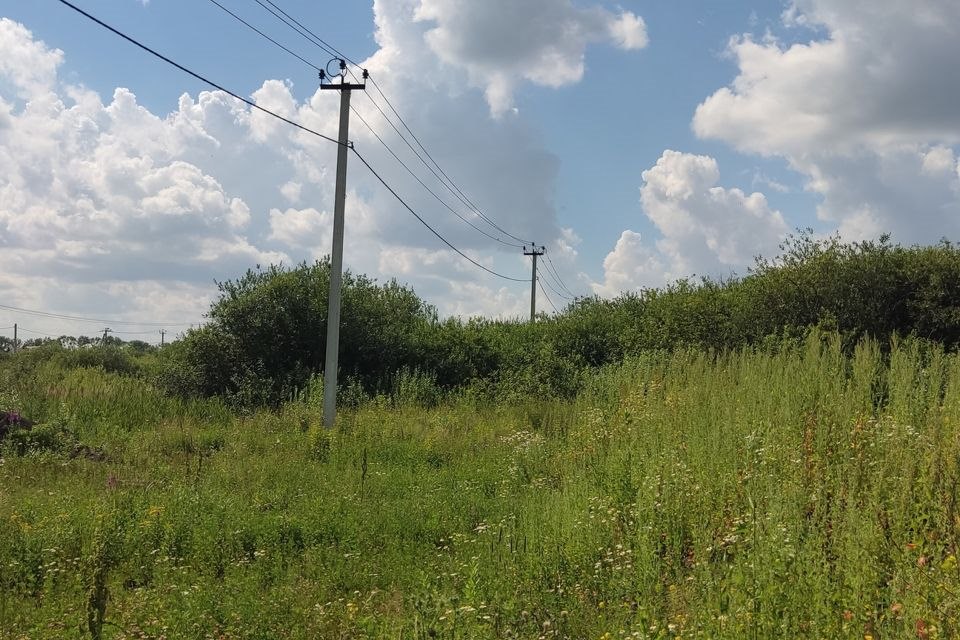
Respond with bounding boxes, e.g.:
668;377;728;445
1;331;958;638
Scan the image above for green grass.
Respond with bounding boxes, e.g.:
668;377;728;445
2;332;960;638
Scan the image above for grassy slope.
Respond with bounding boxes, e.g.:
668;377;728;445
2;333;960;639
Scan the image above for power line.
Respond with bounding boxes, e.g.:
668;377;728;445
254;0;356;65
350;105;524;248
246;0;534;245
366;75;533;246
539;271;573;302
207;0;321;72
208;0;525;250
538;280;560;314
544;253;577;297
16;327;61;338
356;88;522;242
59;0;527;286
14;325;174;340
109;329;165;335
352;148;528;283
0;303;194;327
55;0;342;148
539;258;574;300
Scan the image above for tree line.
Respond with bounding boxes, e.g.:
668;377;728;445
8;233;960;407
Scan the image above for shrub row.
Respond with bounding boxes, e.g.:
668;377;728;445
148;234;960;406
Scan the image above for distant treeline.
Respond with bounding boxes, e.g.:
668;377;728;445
150;233;960;406
8;233;960;407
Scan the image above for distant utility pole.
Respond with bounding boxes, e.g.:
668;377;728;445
101;327;112;344
12;323;17;354
159;329;166;346
319;59;366;429
524;244;546;323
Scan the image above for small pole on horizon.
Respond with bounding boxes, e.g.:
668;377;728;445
524;245;545;323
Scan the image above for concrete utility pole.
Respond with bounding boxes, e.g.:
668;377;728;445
524;245;545;323
320;60;366;429
12;323;17;354
159;329;166;346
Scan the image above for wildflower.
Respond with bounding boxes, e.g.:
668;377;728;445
941;555;957;572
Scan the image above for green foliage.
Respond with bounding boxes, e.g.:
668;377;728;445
4;333;960;637
156;235;960;410
1;341;143;378
165;260;436;406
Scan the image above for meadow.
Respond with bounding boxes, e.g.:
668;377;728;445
2;331;959;639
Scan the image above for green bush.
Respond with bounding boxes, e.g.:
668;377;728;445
156;235;960;409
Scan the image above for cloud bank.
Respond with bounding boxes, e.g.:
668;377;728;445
595;0;960;296
693;0;960;245
2;0;647;332
594;150;787;295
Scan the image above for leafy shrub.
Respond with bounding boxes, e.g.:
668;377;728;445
56;346;141;376
0;404;78;457
157;234;960;408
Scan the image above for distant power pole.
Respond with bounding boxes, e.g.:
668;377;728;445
12;323;17;354
159;329;166;346
524;245;545;322
319;59;366;429
101;327;112;344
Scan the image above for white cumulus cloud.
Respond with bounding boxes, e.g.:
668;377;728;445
413;0;647;115
2;0;638;332
593;151;788;296
692;0;960;246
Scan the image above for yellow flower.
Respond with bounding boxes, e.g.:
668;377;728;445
941;555;957;572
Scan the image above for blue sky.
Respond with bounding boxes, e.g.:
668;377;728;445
1;0;959;336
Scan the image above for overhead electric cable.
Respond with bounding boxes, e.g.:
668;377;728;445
109;329;165;335
55;0;342;147
350;106;524;248
366;76;533;246
0;303;195;327
538;280;560;314
250;0;341;60
539;272;574;301
541;269;573;300
244;0;534;245
352;148;528;283
59;0;526;285
255;0;356;64
17;327;61;338
205;0;524;249
355;89;530;244
544;253;577;297
207;0;321;72
541;259;575;299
